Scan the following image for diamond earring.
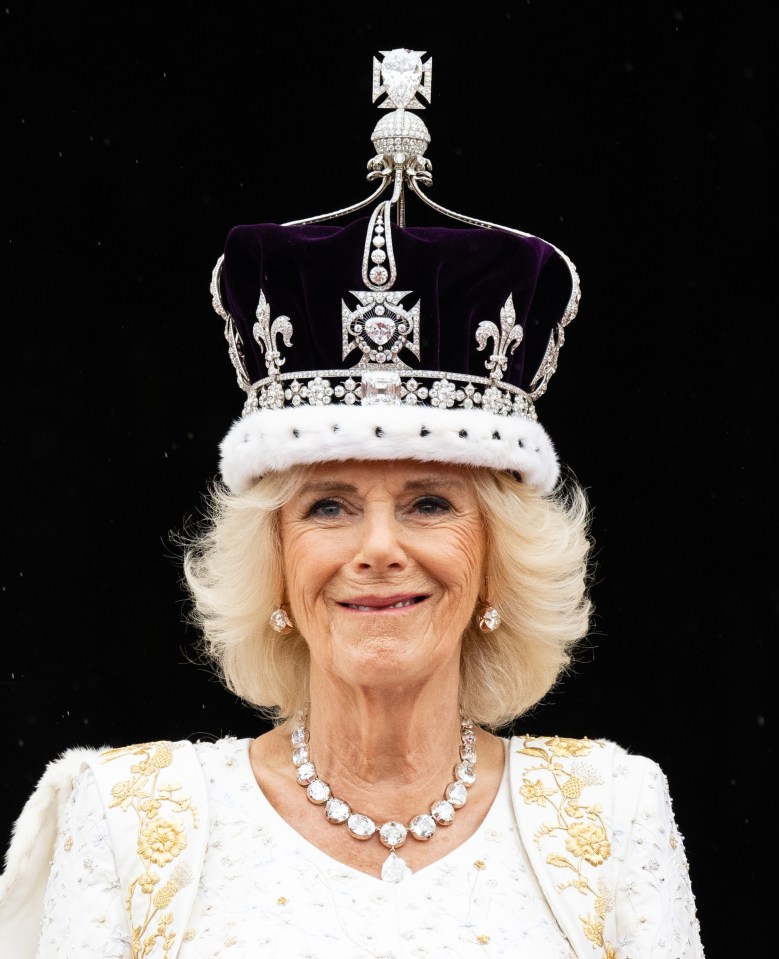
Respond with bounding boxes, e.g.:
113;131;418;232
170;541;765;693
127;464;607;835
477;602;501;633
269;606;294;635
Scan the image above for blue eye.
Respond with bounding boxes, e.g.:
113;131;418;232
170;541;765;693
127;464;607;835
414;496;451;514
308;498;343;518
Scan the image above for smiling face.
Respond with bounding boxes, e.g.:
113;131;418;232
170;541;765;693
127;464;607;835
279;460;487;697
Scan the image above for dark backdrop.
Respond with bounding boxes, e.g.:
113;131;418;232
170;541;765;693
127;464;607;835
2;3;775;955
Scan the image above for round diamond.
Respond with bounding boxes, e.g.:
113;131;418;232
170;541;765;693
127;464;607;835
325;797;350;823
306;779;331;804
290;726;307;747
445;781;468;808
347;813;376;840
370;266;389;285
479;607;501;631
364;315;396;346
409;814;436;841
292;744;309;767
371;249;387;264
269;608;292;632
455;761;476;786
431;800;455;825
296;762;316;785
379;821;407;849
459;744;476;762
462;729;476;745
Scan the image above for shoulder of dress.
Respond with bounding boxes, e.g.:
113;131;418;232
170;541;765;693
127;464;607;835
2;746;109;876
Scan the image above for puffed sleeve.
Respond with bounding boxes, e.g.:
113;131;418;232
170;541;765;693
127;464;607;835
36;768;131;958
611;755;704;959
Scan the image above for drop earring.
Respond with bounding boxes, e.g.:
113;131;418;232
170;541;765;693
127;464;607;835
476;576;500;633
269;605;294;635
477;601;501;633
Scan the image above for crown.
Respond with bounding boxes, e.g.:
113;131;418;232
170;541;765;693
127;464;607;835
211;49;580;494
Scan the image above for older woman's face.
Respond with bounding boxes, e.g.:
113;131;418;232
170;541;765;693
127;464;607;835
279;460;486;692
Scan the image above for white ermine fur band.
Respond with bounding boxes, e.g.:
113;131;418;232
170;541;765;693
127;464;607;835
219;405;559;494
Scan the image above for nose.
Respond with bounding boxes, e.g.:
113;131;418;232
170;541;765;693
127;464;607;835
351;503;408;571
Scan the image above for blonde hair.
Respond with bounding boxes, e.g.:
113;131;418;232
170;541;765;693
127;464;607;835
182;465;593;729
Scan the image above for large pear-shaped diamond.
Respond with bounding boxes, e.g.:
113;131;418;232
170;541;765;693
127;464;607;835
365;315;396;346
381;49;424;109
381;850;412;883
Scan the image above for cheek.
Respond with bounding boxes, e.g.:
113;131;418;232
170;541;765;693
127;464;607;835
282;529;343;614
431;525;486;598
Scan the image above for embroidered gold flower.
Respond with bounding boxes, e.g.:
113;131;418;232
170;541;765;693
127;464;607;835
140;797;162;818
63;836;73;852
139;871;160;894
473;860;486;870
565;822;610;866
476;934;490;944
110;779;139;810
520;778;555;806
138;819;187;866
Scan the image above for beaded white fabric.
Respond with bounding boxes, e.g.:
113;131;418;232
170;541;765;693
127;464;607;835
37;737;575;958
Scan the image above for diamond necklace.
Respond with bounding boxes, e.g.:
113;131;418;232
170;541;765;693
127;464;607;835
290;714;477;883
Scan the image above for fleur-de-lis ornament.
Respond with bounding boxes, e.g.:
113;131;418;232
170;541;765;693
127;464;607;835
475;294;523;382
253;291;293;378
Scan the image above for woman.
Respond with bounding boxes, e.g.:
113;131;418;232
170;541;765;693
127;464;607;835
0;48;704;958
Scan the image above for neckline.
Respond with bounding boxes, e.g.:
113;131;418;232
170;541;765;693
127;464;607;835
233;735;510;887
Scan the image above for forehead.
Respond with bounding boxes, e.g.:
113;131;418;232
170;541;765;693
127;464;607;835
302;459;473;488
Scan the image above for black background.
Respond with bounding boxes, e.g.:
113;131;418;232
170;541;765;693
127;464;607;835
2;2;776;954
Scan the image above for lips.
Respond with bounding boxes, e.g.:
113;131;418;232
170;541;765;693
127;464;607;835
339;594;427;612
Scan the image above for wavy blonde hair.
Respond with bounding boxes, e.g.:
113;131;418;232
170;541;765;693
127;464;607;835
182;464;593;730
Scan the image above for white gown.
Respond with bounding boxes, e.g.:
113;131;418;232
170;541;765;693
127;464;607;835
0;733;704;958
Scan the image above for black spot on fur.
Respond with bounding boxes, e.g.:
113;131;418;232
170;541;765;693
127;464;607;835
420;427;430;437
459;429;468;438
292;429;299;438
375;426;384;437
492;431;501;441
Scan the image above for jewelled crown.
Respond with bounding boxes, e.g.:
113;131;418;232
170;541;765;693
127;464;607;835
211;49;580;494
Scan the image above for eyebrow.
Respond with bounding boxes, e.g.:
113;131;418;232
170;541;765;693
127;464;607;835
296;476;468;497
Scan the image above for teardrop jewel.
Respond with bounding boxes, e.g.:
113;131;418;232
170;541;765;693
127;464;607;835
381;849;412;883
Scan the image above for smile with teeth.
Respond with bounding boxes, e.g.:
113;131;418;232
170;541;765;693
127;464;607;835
342;596;425;612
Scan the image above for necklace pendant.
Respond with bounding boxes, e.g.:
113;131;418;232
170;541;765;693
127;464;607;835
381;849;412;884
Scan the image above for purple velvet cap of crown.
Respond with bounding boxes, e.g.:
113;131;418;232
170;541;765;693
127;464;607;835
219;217;571;392
213;216;576;494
